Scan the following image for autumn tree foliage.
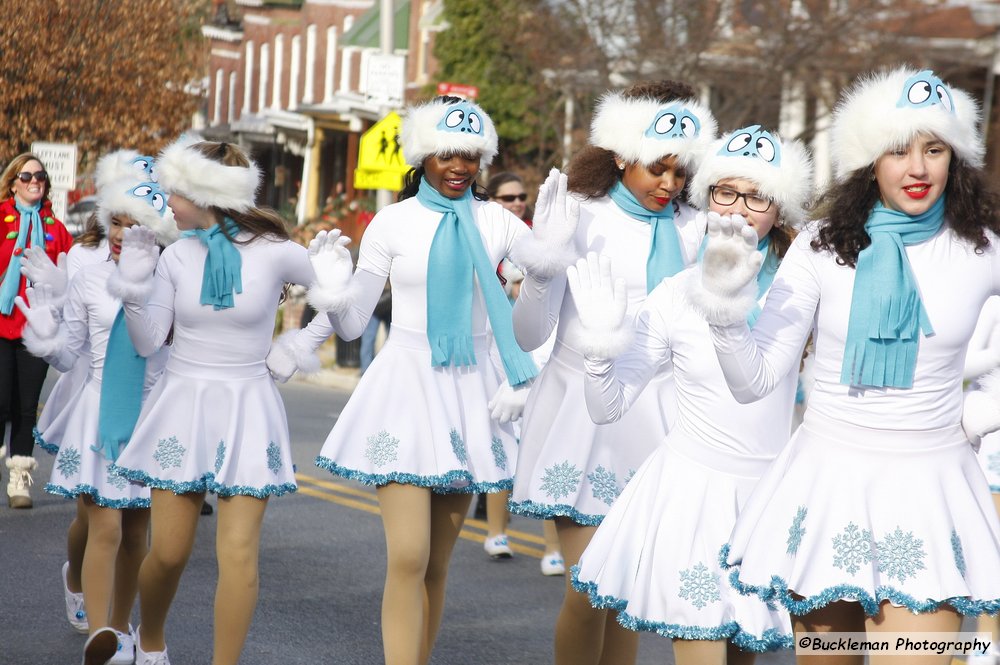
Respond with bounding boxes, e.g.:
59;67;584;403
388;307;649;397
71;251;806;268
0;0;210;170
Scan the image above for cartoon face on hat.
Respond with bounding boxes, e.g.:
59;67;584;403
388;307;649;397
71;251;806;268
897;70;954;113
129;183;168;215
98;179;178;246
718;125;781;165
401;98;499;168
131;155;157;182
436;102;485;136
643;104;702;141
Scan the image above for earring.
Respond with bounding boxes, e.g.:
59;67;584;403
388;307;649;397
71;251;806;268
616;162;625;171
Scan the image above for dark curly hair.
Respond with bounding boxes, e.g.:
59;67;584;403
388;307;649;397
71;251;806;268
567;79;697;199
399;95;489;202
811;157;1000;267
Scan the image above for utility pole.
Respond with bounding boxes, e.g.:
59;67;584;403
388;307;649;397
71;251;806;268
376;0;395;212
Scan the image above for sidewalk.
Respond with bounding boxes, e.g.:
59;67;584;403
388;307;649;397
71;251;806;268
295;365;361;392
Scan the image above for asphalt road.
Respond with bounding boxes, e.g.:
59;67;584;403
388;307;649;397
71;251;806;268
0;375;800;665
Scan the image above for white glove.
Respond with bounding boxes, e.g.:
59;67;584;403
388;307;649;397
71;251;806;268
565;252;630;359
488;380;530;424
107;226;160;304
961;389;1000;453
307;229;356;314
510;169;580;280
20;247;67;308
685;213;763;327
13;285;61;340
532;168;579;249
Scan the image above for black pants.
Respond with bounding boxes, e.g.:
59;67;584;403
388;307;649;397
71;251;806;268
0;337;50;457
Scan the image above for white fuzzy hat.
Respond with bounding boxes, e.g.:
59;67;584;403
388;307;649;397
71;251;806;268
831;67;983;180
98;178;178;246
589;91;717;170
689;125;814;227
401;99;499;168
156;134;260;212
94;150;157;191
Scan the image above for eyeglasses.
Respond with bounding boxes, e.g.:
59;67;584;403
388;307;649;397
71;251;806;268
16;171;48;184
709;185;772;213
495;193;527;203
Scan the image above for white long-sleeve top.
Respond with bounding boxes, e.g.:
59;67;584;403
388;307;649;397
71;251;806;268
306;196;529;346
49;261;167;387
66;241;108;280
513;196;705;354
585;269;797;460
965;296;1000;383
710;223;1000;430
124;233;315;361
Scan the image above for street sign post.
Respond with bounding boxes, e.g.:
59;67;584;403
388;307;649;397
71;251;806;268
354;111;409;192
30;141;77;220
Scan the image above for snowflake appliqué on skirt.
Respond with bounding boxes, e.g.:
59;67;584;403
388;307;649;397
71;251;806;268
490;436;507;471
831;522;875;575
786;505;807;555
153;436;185;470
105;465;127;491
365;430;400;467
214;441;226;475
876;527;926;583
266;441;282;474
449;429;467;465
540;461;582;501
951;529;967;578
57;448;82;478
587;466;619;506
678;562;721;609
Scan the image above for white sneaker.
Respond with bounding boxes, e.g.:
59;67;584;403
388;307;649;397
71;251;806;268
62;561;89;634
540;552;565;576
483;534;513;559
108;626;136;665
82;627;118;665
134;626;170;665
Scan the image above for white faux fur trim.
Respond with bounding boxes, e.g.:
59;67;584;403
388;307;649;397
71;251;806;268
401;99;498;168
21;323;67;360
272;330;322;375
6;455;37;471
98;180;179;246
94;150;151;191
577;326;634;361
306;278;361;316
682;268;758;327
689;129;814;228
590;92;718;170
106;267;154;304
832;67;983;180
509;235;578;280
156;134;260;212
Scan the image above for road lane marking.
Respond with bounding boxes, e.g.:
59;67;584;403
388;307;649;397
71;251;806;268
295;473;547;557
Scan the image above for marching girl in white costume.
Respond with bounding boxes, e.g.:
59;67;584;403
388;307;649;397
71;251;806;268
108;139;319;665
31;151;153;455
17;164;177;665
692;68;1000;665
569;126;813;664
298;97;537;665
508;79;716;665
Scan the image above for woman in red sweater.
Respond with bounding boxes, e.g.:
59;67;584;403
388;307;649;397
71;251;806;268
0;152;74;508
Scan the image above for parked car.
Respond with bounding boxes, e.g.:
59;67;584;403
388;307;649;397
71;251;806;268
63;195;97;236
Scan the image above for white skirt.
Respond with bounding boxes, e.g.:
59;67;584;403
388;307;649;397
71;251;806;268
724;410;1000;616
112;355;296;498
573;428;791;651
315;326;517;493
34;352;92;454
44;381;150;509
977;432;1000;493
509;341;672;525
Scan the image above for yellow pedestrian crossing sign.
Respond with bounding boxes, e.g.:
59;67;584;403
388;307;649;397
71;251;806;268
354;111;410;191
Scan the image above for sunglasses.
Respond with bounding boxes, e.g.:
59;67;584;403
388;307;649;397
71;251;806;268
16;171;48;183
495;193;527;203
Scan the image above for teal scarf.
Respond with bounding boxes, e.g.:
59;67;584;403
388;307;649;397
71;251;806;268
182;217;243;310
0;201;45;315
840;197;945;389
609;181;684;293
95;308;147;462
698;233;777;327
417;178;537;387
